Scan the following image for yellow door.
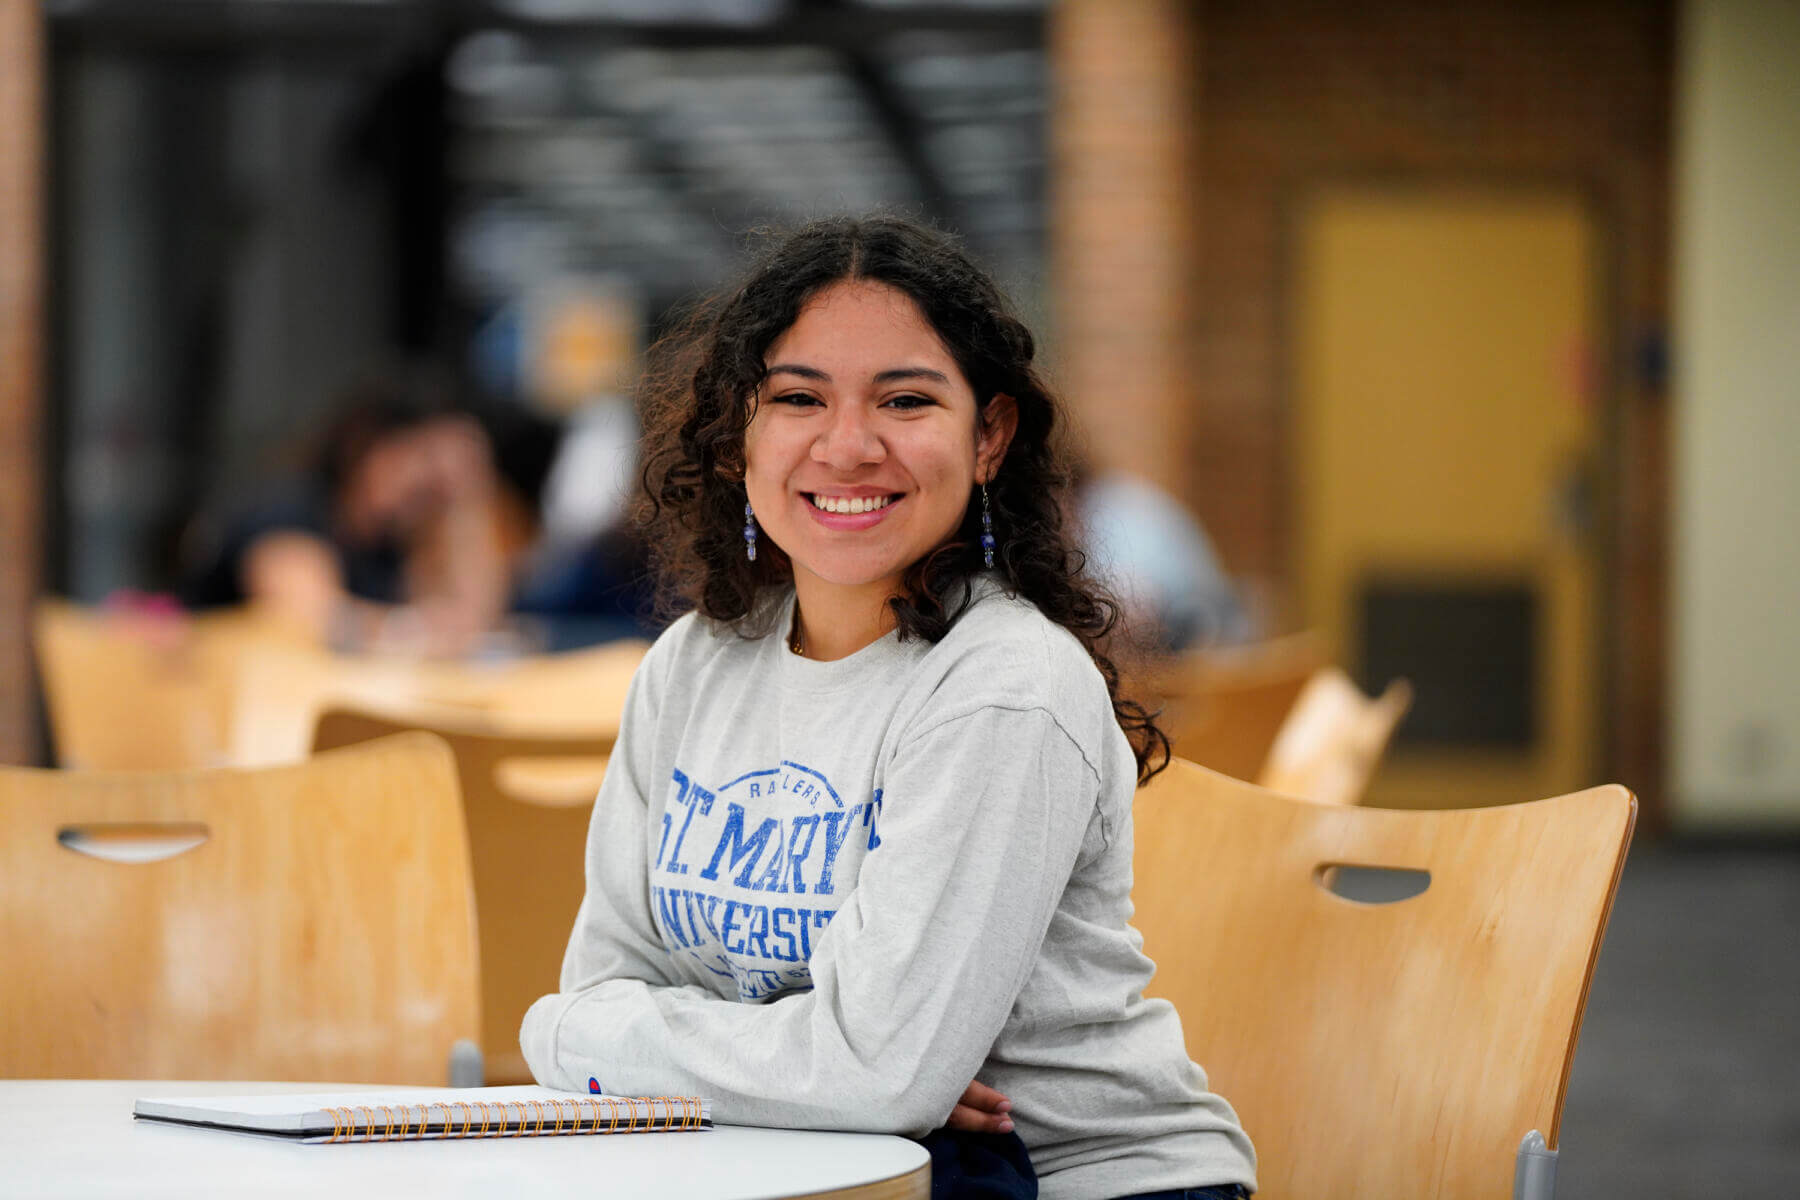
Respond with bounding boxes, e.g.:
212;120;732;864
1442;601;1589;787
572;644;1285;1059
1293;187;1601;809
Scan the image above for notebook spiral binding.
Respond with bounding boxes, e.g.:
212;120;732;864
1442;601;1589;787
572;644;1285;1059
322;1096;707;1143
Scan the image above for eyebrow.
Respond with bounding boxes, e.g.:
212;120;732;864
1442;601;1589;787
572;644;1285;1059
765;364;952;386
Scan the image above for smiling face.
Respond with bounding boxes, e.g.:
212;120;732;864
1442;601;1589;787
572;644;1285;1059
742;279;1015;604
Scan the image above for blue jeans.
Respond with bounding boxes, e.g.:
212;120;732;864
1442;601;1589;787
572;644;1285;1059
917;1128;1036;1199
915;1128;1250;1200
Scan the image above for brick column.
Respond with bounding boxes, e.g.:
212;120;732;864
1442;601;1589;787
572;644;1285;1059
1048;0;1199;497
0;0;45;764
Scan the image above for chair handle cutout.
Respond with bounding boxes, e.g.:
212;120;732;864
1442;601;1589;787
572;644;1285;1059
57;823;210;863
1314;863;1431;904
492;756;611;808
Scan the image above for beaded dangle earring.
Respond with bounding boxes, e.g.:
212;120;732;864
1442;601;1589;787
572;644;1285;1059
744;501;758;562
980;484;996;569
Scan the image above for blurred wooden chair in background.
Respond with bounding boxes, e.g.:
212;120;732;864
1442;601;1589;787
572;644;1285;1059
1142;632;1327;782
1132;758;1634;1199
1258;667;1413;805
314;706;616;1084
0;734;480;1085
36;594;647;770
32;599;264;770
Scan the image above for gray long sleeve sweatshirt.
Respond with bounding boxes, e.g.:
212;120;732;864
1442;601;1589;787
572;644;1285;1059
520;582;1256;1199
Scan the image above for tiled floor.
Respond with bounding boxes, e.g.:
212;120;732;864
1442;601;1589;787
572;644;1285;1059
1556;844;1800;1197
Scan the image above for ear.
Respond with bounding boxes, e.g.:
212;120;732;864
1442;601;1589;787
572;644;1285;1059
976;393;1020;484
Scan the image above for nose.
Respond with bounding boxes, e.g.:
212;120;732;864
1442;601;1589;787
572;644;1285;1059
811;402;886;471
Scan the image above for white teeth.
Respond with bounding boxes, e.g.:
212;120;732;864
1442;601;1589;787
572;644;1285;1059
813;494;892;514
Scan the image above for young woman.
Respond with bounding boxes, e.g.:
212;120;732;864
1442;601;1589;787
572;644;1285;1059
521;216;1256;1200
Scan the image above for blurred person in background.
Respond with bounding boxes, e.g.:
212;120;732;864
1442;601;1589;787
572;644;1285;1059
1073;461;1254;654
508;387;660;649
180;366;530;656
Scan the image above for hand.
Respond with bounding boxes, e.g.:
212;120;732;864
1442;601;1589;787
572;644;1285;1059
945;1079;1014;1135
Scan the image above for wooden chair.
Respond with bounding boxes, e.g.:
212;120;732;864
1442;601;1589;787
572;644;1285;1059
37;596;646;771
31;599;263;770
1140;632;1327;781
313;706;616;1084
1258;667;1413;805
1132;758;1635;1198
0;733;480;1084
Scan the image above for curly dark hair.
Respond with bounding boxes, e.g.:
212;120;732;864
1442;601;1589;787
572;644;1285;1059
637;215;1170;784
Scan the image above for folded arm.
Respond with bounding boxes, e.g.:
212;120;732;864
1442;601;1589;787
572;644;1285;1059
521;704;1098;1135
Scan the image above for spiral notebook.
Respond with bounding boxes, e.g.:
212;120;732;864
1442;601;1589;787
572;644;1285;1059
133;1085;712;1144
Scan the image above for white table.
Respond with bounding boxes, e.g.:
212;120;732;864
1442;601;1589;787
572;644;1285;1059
0;1081;931;1200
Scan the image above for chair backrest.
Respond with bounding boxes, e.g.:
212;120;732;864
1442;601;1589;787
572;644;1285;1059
1257;667;1413;805
32;599;254;770
0;733;479;1084
1132;758;1634;1198
1142;632;1327;781
313;706;614;1084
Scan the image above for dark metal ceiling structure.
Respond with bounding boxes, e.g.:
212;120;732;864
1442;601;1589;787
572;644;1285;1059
446;0;1048;309
52;0;1049;310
